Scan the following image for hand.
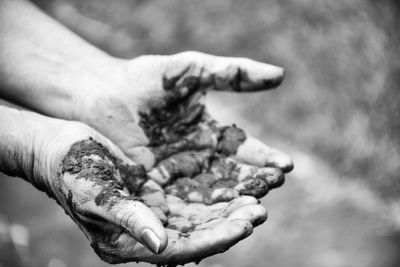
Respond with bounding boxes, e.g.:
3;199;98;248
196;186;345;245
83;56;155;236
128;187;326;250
75;51;293;198
12;111;267;265
17;116;170;258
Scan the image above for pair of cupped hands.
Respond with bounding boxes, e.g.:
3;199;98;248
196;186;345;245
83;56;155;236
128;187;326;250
31;51;293;265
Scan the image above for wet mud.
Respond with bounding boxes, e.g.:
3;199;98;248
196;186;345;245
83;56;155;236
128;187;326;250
217;125;246;156
135;72;273;205
60;138;148;207
55;71;273;265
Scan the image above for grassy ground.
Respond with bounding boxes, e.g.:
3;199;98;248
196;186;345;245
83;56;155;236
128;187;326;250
1;0;399;266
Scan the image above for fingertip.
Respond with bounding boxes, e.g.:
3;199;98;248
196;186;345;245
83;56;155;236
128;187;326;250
277;155;294;173
140;212;168;254
260;168;285;188
113;201;168;254
245;62;285;91
234;136;294;173
263;67;285;89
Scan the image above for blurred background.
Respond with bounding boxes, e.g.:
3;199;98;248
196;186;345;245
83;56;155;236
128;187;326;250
1;0;399;266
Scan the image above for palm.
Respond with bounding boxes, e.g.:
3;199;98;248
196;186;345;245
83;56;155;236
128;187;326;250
73;51;294;264
139;77;286;204
55;136;266;265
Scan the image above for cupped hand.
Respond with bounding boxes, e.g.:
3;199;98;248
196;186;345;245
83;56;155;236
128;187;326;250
76;51;293;200
30;119;167;258
74;52;293;175
32;118;267;265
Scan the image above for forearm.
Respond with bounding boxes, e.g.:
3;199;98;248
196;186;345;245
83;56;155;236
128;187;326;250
0;106;35;178
0;0;119;119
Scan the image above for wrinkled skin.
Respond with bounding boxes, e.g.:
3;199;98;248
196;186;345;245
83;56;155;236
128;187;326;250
55;137;267;265
76;51;293;202
54;51;294;264
77;52;293;174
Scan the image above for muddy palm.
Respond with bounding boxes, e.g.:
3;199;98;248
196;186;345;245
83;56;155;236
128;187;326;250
58;137;267;265
58;51;294;264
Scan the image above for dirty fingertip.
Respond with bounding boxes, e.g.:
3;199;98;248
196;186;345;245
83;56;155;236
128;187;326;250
279;156;294;173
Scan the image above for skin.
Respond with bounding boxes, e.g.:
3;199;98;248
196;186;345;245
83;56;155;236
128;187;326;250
0;0;294;264
0;106;266;265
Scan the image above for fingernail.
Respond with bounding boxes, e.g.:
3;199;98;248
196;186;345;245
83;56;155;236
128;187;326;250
141;228;162;254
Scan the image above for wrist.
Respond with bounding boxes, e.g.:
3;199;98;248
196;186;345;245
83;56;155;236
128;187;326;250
0;107;43;188
0;106;63;194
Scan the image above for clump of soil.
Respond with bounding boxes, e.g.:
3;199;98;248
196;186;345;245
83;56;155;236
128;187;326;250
139;75;206;146
217;125;246;156
61;138;148;206
164;155;270;204
137;73;253;204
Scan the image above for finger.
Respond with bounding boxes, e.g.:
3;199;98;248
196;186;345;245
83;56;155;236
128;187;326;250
166;196;264;233
61;170;167;254
209;188;239;203
139;180;169;213
234;176;269;198
233;136;294;172
164;167;275;204
170;51;285;92
164;175;218;204
166;157;283;203
150;207;168;226
166;195;222;219
166;216;195;233
227;204;267;227
213;123;293;172
219;196;259;216
90;196;168;254
160;219;253;266
165;195;258;229
98;220;253;265
124;146;156;171
207;177;268;201
147;150;211;184
211;157;284;189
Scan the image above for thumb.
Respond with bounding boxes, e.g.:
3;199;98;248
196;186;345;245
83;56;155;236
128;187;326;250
48;123;168;254
88;195;168;254
80;128;169;253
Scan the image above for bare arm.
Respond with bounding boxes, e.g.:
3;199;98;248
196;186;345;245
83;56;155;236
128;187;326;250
0;0;118;118
0;105;54;190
